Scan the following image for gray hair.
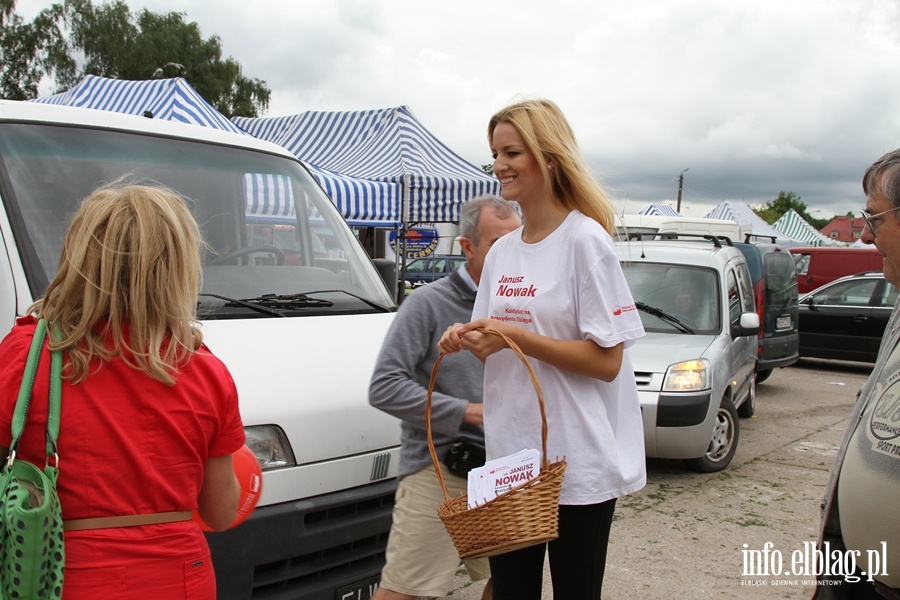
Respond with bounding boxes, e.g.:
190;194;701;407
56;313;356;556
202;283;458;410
458;195;519;244
863;149;900;208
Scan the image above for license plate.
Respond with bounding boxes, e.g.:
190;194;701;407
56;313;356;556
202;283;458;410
776;315;791;331
335;575;379;600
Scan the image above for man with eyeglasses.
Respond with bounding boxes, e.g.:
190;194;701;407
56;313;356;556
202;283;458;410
816;149;900;600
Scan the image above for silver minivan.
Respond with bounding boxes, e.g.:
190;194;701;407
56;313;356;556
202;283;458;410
617;236;760;472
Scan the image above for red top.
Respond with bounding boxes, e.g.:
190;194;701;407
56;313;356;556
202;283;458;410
0;316;245;599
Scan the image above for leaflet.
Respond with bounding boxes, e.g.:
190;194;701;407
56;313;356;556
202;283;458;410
467;448;541;509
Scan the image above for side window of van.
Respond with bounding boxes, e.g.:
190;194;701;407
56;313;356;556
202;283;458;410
794;254;810;275
727;271;743;324
736;264;755;312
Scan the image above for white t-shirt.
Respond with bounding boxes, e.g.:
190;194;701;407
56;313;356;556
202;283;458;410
472;210;646;504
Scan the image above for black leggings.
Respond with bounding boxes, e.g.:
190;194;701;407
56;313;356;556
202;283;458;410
488;498;617;600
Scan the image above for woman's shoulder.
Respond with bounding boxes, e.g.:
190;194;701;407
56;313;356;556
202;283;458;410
565;211;615;248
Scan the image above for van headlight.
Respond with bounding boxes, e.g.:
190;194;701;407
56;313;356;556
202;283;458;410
244;425;296;471
662;359;710;392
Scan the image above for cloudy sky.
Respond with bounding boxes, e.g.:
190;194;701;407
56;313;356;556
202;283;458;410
16;0;900;218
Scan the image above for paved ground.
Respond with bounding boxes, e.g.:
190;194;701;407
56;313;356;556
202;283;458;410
435;357;872;599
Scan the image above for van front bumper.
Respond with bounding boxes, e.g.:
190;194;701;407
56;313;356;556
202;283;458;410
206;478;396;600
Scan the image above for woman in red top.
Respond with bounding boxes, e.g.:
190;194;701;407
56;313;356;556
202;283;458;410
0;183;245;599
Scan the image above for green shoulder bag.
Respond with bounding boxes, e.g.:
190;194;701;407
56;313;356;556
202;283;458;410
0;318;64;599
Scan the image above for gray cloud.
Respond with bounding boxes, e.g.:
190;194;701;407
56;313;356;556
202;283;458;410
16;0;900;220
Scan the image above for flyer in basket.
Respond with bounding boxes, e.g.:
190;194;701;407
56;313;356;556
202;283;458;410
467;448;541;509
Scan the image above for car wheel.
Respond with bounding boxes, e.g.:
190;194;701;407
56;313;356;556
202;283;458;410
755;369;772;384
683;398;740;473
737;375;756;418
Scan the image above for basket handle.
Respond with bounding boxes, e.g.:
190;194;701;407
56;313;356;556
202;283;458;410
426;326;549;505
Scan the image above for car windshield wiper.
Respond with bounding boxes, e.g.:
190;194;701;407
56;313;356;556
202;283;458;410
636;301;694;334
198;293;287;317
301;289;393;312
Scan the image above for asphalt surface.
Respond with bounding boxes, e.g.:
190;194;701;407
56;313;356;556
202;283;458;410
436;357;872;599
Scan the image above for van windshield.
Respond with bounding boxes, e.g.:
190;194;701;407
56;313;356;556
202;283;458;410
0;123;395;316
623;263;721;335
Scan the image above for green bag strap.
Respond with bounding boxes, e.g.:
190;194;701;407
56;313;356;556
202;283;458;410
7;318;62;463
46;323;63;459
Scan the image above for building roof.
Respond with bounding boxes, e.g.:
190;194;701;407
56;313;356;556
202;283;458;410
819;215;864;243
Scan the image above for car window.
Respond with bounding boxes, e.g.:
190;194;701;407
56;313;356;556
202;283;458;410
765;253;799;309
877;282;900;308
794;253;810;275
812;279;878;306
727;271;743;324
406;258;430;274
451;257;466;271
735;263;755;313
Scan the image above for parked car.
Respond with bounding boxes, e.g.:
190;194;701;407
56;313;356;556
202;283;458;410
798;271;899;363
401;254;466;288
617;236;760;472
734;236;800;383
790;246;883;294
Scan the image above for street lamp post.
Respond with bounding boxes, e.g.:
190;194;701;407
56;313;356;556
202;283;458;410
676;168;689;213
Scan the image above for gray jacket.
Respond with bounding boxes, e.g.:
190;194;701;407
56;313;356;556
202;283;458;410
369;268;485;478
815;303;900;599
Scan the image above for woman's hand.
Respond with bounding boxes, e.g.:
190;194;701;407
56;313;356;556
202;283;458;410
438;319;517;361
456;319;514;361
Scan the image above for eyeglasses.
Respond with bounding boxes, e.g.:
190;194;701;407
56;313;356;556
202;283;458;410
860;205;900;236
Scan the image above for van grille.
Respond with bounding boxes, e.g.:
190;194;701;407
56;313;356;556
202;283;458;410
208;478;397;600
634;371;654;387
251;491;394;599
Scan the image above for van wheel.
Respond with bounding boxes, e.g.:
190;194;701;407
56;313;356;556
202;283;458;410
737;376;756;418
683;398;739;473
755;369;772;384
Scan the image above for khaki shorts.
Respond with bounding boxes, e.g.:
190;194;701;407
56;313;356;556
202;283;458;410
379;463;490;597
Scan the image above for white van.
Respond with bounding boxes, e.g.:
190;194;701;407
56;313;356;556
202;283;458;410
0;100;399;599
616;214;752;242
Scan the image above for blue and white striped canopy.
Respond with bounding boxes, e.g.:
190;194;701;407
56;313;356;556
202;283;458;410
31;75;245;135
638;203;681;217
705;201;807;247
233;106;500;226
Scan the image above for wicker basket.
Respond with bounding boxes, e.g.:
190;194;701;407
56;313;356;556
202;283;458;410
426;327;567;559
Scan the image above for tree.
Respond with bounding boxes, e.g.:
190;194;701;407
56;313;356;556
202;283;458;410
481;164;493;175
752;190;831;227
0;0;60;99
2;0;270;117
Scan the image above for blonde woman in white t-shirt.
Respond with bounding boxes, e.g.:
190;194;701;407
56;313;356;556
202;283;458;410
439;98;646;600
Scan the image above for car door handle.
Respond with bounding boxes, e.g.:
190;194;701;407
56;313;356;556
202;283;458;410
853;315;868;322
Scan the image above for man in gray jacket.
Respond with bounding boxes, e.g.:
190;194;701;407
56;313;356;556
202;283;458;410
816;149;900;599
370;195;520;600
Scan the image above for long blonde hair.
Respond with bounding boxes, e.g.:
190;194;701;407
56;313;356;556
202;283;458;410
30;183;204;385
488;99;617;233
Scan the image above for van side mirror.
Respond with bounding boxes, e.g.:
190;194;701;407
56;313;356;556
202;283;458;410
732;312;760;337
371;258;398;297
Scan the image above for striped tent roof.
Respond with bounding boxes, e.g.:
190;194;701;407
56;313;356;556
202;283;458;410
31;75;245;134
638;203;681;217
772;209;845;247
233;106;500;226
705;201;807;247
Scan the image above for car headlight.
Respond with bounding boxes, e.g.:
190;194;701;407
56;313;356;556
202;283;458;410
662;359;710;392
244;425;296;471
